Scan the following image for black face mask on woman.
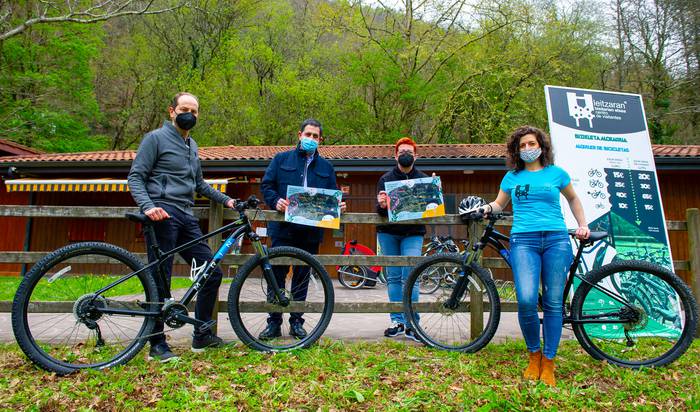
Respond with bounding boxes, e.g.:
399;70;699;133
175;112;197;130
398;153;414;168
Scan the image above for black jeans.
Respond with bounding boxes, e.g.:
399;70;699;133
267;237;320;326
146;203;223;344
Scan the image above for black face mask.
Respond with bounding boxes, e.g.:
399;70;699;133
175;112;197;130
398;153;414;168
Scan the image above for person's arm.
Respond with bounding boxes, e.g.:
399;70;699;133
127;133;158;213
261;154;287;212
326;161;346;214
485;190;511;214
375;175;388;217
561;183;590;239
194;157;234;207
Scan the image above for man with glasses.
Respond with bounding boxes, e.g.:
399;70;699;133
259;118;346;340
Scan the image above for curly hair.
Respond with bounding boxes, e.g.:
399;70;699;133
506;126;554;172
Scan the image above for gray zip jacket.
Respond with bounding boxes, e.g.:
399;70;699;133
127;121;231;214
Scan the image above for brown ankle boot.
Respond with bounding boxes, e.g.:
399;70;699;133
540;356;556;386
523;351;542;380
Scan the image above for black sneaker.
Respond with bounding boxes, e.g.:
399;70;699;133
289;323;308;339
148;342;178;363
405;327;423;343
258;323;282;340
191;333;224;353
384;322;405;337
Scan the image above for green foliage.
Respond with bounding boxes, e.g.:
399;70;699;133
0;0;697;151
0;22;105;151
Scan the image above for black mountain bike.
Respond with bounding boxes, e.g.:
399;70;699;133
12;196;335;375
403;211;698;368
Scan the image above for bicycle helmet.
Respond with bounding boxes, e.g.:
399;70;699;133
458;196;487;222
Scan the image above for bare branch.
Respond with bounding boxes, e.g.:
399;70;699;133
0;0;186;42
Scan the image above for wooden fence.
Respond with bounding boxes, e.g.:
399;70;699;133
0;203;698;336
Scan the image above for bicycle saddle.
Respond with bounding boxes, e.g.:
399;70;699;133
568;229;608;244
125;212;153;225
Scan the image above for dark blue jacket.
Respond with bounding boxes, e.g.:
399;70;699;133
261;146;338;243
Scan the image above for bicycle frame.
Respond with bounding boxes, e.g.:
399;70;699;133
89;208;287;319
445;214;637;325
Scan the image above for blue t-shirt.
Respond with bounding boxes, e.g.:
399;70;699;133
500;165;571;234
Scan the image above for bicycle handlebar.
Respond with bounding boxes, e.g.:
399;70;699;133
463;209;512;222
233;195;261;212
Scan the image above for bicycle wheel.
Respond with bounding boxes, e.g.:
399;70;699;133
227;246;334;351
417;266;442;295
404;254;500;352
12;242;158;375
337;265;367;289
571;260;698;368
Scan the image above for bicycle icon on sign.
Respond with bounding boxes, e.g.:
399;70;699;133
588;190;607;199
588;168;603;178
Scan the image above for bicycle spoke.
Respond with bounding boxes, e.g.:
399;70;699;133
14;244;156;373
229;247;333;351
573;260;697;368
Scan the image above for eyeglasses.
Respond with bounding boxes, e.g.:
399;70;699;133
301;131;321;140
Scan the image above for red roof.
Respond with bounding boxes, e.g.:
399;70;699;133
0;139;42;156
0;144;697;163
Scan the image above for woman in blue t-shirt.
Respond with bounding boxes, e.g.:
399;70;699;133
484;126;590;386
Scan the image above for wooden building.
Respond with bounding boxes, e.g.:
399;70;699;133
0;144;698;283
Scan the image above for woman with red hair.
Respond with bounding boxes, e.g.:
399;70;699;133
376;137;428;342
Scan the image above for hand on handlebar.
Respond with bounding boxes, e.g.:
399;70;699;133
233;195;261;212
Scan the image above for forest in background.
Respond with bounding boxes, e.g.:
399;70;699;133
0;0;698;152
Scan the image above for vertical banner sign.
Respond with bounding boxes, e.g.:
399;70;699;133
545;85;681;338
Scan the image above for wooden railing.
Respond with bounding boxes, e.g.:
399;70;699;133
1;203;698;336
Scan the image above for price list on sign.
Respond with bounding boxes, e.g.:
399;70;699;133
604;168;667;243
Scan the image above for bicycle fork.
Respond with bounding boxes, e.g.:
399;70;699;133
444;251;481;310
250;235;290;306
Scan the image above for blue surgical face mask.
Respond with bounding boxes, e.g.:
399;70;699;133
300;137;318;153
520;148;542;163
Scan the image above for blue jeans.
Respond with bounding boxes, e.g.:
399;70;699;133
510;231;573;359
377;233;423;324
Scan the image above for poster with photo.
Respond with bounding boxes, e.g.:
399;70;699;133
285;185;342;229
385;176;445;222
545;85;680;339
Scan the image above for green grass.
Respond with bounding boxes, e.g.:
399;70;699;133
0;276;229;301
0;339;698;411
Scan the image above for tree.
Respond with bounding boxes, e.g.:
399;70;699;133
0;0;184;42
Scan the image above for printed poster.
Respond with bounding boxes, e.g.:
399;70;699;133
285;185;342;229
545;85;680;338
385;176;445;222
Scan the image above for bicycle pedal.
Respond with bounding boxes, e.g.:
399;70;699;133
198;320;217;333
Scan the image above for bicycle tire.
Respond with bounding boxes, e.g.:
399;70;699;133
338;265;367;289
571;260;697;368
227;246;334;351
12;242;158;375
403;254;500;352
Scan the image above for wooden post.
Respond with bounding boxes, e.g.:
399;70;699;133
468;220;484;337
207;200;224;335
686;208;700;338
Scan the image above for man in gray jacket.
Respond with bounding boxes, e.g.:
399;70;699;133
128;92;234;362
